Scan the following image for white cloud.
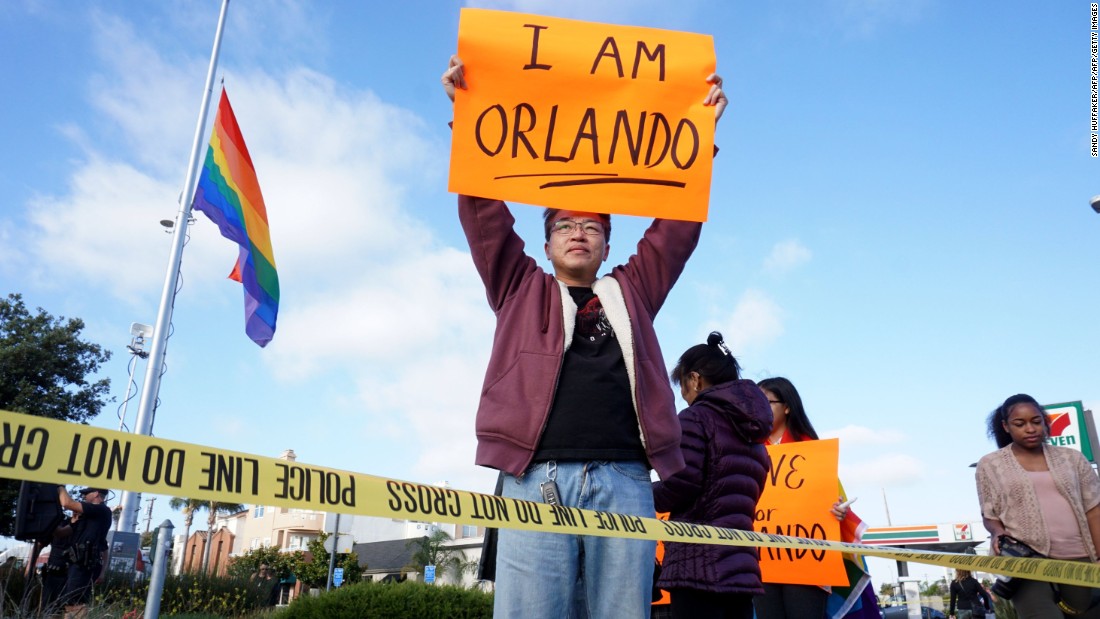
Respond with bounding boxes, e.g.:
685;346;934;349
713;288;784;353
267;247;493;379
821;424;904;446
358;351;493;481
221;68;448;282
763;239;811;274
839;453;923;486
87;12;207;178
24;157;199;301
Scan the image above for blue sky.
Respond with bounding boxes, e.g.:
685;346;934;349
2;0;1098;585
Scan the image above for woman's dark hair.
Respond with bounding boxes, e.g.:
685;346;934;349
986;393;1049;448
542;208;612;242
756;376;819;441
670;331;741;387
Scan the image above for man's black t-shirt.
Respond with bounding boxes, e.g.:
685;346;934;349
533;287;645;462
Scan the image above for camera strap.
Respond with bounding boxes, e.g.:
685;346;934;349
1052;583;1099;616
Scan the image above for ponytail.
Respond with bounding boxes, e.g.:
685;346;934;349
671;331;741;386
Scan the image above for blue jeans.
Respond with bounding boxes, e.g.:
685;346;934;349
494;460;657;619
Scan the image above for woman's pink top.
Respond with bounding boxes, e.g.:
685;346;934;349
1028;470;1087;559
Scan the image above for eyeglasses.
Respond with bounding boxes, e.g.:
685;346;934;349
767;400;783;405
551;219;605;236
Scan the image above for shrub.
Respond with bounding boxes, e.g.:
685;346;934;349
1;569;134;618
1;567;283;618
92;569;271;617
281;581;492;619
0;570;40;618
992;597;1017;619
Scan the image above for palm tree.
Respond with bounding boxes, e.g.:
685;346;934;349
450;556;478;583
406;529;464;583
168;497;205;571
200;501;245;574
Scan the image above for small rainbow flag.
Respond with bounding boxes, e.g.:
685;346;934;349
192;88;279;347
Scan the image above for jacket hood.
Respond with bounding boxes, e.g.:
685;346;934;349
692;379;773;443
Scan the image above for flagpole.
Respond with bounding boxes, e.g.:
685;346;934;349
117;0;232;534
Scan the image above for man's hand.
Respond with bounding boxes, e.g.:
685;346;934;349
442;55;467;103
704;73;728;125
57;486;83;514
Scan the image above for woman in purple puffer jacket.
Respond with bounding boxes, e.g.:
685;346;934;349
652;331;773;619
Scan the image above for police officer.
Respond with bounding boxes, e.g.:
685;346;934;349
38;517;75;611
56;487;111;616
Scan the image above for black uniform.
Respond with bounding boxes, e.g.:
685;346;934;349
58;501;111;606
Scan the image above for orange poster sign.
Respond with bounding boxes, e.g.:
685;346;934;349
449;8;716;222
755;439;848;586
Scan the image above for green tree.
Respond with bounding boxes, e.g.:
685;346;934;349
406;529;465;583
227;544;304;581
921;577;947;597
450;556;479;582
296;531;363;588
0;293;112;536
879;580;900;604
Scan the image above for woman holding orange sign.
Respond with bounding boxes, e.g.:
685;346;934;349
755;377;879;619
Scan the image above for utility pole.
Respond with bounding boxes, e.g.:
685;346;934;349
326;513;340;591
144;497;157;535
883;487;909;579
882;487;893;526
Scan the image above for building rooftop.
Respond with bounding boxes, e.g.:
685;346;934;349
353;538;419;572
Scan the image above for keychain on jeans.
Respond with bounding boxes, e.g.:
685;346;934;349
540;461;561;506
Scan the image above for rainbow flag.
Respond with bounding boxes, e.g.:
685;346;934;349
192;88;279;347
827;483;875;619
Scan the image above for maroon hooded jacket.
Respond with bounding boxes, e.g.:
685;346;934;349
458;195;701;480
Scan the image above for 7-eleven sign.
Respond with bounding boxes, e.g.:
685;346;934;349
1044;401;1093;462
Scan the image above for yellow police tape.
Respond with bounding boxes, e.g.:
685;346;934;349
3;409;1098;588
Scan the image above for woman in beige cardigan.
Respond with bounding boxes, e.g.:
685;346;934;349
976;393;1100;618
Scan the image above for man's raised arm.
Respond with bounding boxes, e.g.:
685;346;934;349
445;56;538;311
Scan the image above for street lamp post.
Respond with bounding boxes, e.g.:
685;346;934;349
1091;195;1100;214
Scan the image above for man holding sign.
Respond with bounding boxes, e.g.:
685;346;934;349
442;11;726;618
